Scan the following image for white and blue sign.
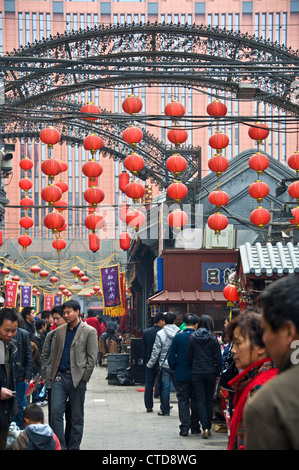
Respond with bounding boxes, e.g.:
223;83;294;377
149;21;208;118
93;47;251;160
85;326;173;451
202;262;235;291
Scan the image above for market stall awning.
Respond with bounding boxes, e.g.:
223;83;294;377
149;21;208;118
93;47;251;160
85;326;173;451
147;289;225;304
239;241;299;277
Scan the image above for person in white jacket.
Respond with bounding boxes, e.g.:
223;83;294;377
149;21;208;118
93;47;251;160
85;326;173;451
147;312;180;416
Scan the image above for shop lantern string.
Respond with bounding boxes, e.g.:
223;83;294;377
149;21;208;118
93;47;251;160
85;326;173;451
18;141;33;251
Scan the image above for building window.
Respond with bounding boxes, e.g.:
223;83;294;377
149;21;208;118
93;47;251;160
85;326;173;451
242;2;253;15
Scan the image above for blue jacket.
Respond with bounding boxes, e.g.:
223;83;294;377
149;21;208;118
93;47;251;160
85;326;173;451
168;328;195;382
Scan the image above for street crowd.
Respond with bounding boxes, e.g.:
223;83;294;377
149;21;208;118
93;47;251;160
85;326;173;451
1;274;299;450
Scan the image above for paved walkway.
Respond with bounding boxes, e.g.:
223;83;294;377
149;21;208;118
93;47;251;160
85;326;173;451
78;365;228;451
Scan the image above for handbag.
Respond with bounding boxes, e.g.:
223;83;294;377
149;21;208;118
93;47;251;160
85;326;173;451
219;347;238;390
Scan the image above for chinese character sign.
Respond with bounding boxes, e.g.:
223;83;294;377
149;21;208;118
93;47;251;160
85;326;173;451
21;285;32;308
44;294;54;311
202;263;235;291
4;280;19;308
99;265;125;316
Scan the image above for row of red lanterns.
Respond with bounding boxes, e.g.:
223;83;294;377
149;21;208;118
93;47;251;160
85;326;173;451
287;150;299;228
18;142;34;251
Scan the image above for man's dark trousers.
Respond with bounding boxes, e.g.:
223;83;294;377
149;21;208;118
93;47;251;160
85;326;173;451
175;381;200;433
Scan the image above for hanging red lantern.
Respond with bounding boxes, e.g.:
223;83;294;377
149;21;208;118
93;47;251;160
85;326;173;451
119;232;131;251
287;151;299;175
44;212;65;232
124;153;145;175
80;103;101;122
89;232;100;252
289;206;299;229
122;95;143;115
19;216;34;230
41;185;63;206
167;209;188;230
54;199;68;212
0;230;3;247
39;270;49;279
12;275;20;282
49;276;58;285
69;266;80;278
248;122;269;144
30;265;41;277
84;187;105;206
288;181;299;201
122;126;143;147
166;181;188;203
39;127;61;147
209;131;229;152
18;234;32;251
119;204;129;222
207;212;228;235
125;181;145;202
81;275;90;285
208;154;229;176
19;158;33;171
223;284;239;303
167;126;188;146
83;134;104;153
119;172;130;191
207;100;228;119
248;152;269;175
41;159;62;178
208;189;229;207
250;206;271;229
164;99;185;121
85;213;105;232
55;180;68;193
126;210;146;231
82;160;103;180
19;178;32;191
60;161;68;172
166;154;187;176
20;197;34;210
248;181;270;202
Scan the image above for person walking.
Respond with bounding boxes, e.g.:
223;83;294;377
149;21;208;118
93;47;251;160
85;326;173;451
225;309;277;450
244;275;299;450
0;308;19;450
142;312;166;412
147;312;180;416
187;315;222;439
49;299;98;450
14;326;33;429
168;313;201;436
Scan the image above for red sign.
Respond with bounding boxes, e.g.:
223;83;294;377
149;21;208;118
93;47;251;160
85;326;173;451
4;280;19;308
44;293;54;311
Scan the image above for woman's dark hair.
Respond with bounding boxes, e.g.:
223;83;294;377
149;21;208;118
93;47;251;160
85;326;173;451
225;309;265;349
198;314;214;333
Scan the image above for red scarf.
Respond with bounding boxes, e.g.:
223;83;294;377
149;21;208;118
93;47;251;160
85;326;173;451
227;357;278;450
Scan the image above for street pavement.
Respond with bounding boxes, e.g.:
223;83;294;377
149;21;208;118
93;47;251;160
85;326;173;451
76;364;228;452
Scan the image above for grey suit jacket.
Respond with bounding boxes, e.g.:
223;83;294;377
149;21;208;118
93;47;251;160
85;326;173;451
49;321;98;388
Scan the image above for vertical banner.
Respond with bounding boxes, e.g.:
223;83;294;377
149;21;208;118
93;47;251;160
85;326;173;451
21;285;32;308
44;293;54;311
54;294;62;306
4;280;19;308
99;265;124;316
120;272;128;316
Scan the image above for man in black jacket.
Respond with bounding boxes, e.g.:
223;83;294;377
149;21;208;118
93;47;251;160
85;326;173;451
142;312;165;412
14;327;32;429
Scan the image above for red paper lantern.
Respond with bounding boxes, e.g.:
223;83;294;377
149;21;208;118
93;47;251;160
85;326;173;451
223;284;239;302
81;275;89;284
206;100;228;119
164;100;185;120
122;95;143;115
126;210;146;231
18;234;32;250
41;185;62;205
119;172;130;191
209;132;229;152
122;126;143;147
30;265;41;277
0;230;3;247
125;181;145;202
208;189;229;207
39;127;61;147
54;199;68;212
19;158;33;171
250;206;271;229
41;159;62;178
55;180;68;193
167;209;188;229
84;213;105;232
19;216;34;230
70;266;81;277
248;152;269;174
83;134;104;153
287;151;299;174
208;154;229;176
50;276;58;285
0;268;10;277
12;275;20;282
39;270;49;279
288;181;299;200
44;212;65;232
119;232;131;251
20;197;34;210
19;178;32;191
166;181;188;203
84;187;105;206
80;103;101;122
119;204;129;222
60;161;68;172
167;127;188;146
248;122;269;143
89;232;100;252
124;153;145;175
207;212;228;234
248;181;270;202
82;160;103;179
289;206;299;229
166;154;187;176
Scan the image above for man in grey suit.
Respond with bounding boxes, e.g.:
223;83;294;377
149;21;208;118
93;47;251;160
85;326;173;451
49;300;98;450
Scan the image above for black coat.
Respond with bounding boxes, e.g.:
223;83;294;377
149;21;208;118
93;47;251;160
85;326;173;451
142;324;162;366
187;328;222;377
14;328;33;382
0;339;18;428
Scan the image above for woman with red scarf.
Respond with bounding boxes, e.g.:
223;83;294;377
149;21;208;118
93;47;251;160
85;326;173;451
225;309;277;450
